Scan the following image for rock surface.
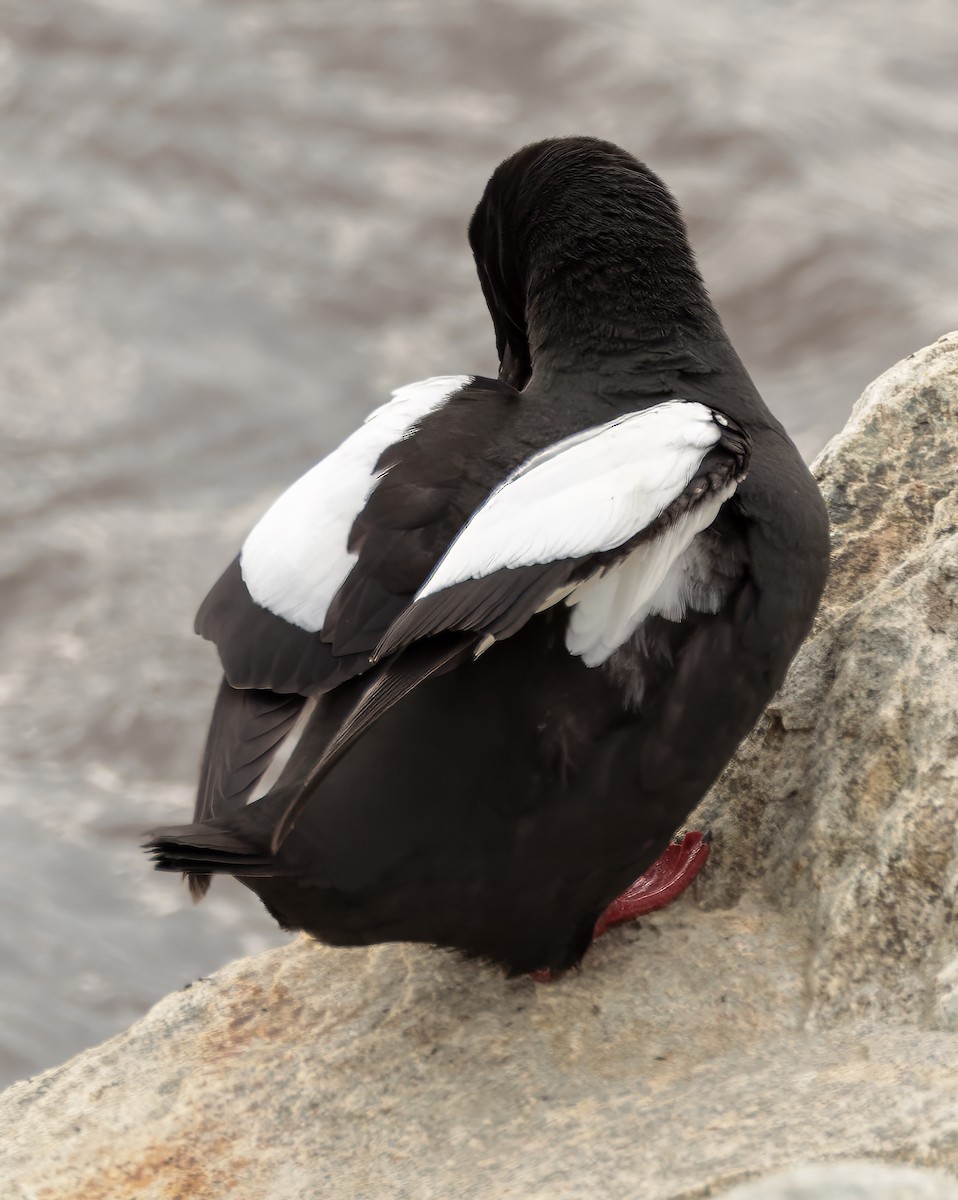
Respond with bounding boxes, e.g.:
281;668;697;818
3;335;958;1198
721;1162;958;1200
697;331;958;1030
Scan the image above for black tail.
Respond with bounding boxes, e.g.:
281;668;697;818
144;820;277;897
147;633;477;888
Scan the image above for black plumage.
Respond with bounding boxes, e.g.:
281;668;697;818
146;137;829;975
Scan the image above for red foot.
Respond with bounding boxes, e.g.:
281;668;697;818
592;830;711;937
529;831;711;982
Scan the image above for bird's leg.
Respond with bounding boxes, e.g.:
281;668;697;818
529;831;711;982
592;830;711;937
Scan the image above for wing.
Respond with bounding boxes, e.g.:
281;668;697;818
187;375;499;850
375;401;749;659
198;375;478;695
186;681;305;897
266;399;749;851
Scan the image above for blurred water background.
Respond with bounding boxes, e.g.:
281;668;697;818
1;0;956;1087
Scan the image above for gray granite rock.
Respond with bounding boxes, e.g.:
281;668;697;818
719;1162;958;1200
696;331;958;1029
3;335;958;1199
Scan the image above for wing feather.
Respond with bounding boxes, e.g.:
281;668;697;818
194;681;305;824
186;679;304;896
376;401;749;663
269;633;476;851
239;376;472;635
417;400;727;597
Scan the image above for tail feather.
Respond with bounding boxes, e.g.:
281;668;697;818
148;635;478;894
144;820;277;892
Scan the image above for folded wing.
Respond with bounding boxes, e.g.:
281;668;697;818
376;400;749;661
186;375;477;858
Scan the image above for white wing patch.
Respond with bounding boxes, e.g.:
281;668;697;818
240;376;470;632
415;399;739;667
418;400;726;596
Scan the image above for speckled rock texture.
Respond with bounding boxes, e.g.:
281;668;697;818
696;330;958;1029
2;336;958;1199
719;1162;958;1199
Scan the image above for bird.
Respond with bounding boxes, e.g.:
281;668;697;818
146;136;829;977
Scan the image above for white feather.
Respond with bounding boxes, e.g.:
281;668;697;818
418;400;725;598
240;375;470;631
250;698;317;798
565;484;735;665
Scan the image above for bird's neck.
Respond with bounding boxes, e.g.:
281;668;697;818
522;237;723;391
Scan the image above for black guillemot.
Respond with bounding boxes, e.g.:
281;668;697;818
146;137;829;976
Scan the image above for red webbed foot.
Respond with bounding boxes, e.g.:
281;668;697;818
529;830;711;982
593;829;711;937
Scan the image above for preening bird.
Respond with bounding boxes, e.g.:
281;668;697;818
146;137;829;976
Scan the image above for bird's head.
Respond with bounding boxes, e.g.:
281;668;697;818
469;137;715;388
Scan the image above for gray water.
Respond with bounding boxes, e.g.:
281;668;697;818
2;0;957;1088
